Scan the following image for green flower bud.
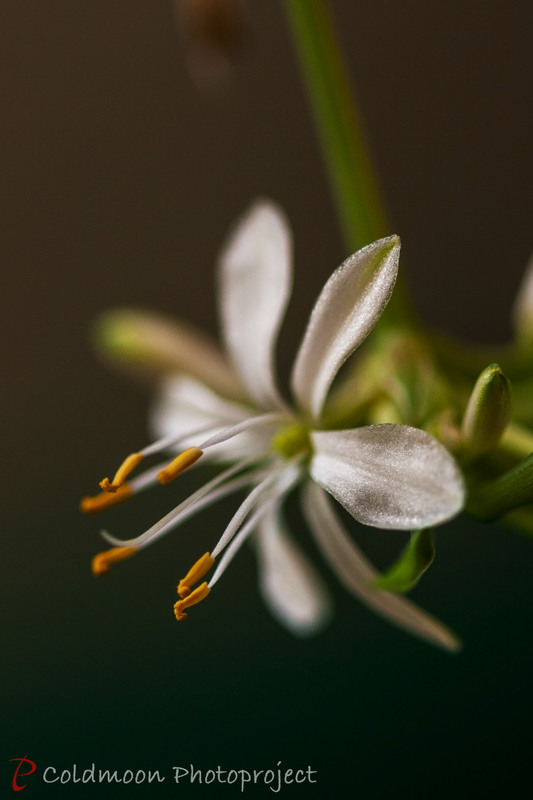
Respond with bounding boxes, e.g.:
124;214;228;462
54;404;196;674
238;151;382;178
461;364;511;454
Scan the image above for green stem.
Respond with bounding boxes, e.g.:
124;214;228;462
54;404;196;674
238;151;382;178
467;452;533;520
501;506;533;538
498;422;533;461
282;0;411;324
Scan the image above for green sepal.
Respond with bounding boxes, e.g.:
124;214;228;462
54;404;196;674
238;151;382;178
374;529;435;593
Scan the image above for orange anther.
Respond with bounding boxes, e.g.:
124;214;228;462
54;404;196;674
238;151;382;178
158;447;203;485
174;582;211;621
80;484;133;514
177;552;215;598
100;452;144;493
92;546;138;576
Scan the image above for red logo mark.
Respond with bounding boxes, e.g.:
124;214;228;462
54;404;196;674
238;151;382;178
9;757;37;792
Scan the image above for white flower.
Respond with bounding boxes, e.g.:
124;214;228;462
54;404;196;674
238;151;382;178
84;201;464;650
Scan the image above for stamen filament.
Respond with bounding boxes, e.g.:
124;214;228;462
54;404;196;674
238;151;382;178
178;552;215;598
129;461;169;492
211;464;289;558
210;462;302;587
198;413;287;451
101;455;264;549
209;511;265;588
81;485;133;514
102;469;269;550
158;446;203;485
174;581;210;621
92;545;137;575
140;423;215;458
100;453;144;493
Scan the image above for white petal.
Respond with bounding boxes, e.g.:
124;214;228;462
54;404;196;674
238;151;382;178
150;375;273;461
302;482;460;651
218;200;293;410
310;425;464;530
512;250;533;340
255;506;332;637
291;236;400;420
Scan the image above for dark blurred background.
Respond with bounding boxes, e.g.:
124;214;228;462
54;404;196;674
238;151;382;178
2;1;532;797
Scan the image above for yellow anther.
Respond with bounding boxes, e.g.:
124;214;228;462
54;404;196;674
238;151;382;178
157;446;203;485
174;582;211;621
80;484;133;514
177;552;215;598
99;452;144;493
92;546;138;576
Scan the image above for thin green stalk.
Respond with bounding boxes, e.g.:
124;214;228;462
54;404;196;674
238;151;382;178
498;422;533;461
282;0;411;323
467;452;533;520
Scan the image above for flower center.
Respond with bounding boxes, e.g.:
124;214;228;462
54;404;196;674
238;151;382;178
271;423;312;460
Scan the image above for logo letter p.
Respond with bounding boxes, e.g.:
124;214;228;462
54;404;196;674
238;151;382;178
9;757;37;792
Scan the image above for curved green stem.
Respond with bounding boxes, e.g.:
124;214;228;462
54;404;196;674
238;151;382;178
282;0;386;249
282;0;412;325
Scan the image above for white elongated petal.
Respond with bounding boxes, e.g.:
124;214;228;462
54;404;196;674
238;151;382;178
291;236;400;420
310;425;464;530
150;375;274;461
512;250;533;341
302;482;460;651
218;200;293;410
255;506;332;637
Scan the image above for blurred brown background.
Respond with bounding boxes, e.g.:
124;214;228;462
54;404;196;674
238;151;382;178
2;2;532;797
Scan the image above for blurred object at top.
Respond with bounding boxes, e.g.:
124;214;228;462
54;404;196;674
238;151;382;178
173;0;247;88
